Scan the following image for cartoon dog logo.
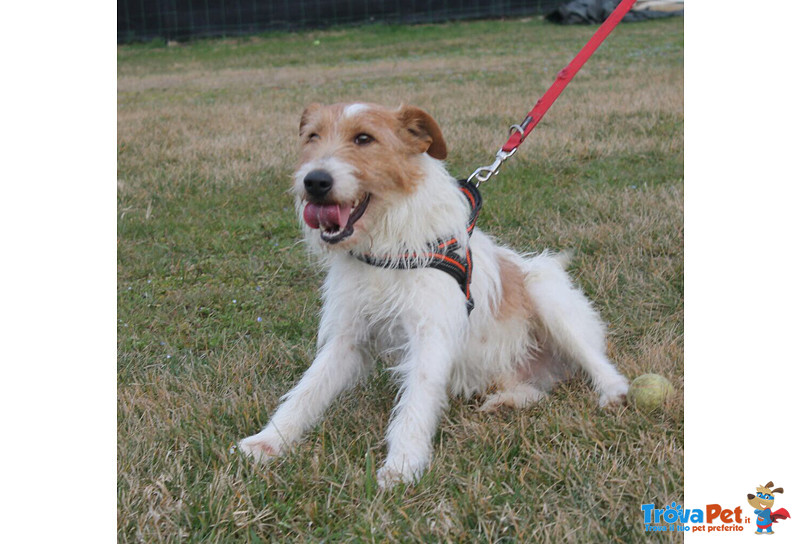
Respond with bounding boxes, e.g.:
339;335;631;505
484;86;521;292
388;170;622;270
747;481;791;535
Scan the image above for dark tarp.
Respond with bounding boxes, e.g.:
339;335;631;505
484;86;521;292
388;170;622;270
546;0;683;24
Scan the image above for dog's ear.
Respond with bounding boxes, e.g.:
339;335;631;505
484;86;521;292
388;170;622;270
397;105;447;160
300;103;322;135
765;481;774;489
772;487;784;494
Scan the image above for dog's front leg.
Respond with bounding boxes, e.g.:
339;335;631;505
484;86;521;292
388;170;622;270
238;322;367;463
377;310;465;488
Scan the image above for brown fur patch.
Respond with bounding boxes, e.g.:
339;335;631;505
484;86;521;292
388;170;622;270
396;105;447;159
496;254;533;321
297;103;447;196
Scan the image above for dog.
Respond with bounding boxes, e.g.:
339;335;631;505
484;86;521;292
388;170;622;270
238;102;629;488
746;482;790;534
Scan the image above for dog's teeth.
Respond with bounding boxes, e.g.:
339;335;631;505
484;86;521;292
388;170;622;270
352;194;367;210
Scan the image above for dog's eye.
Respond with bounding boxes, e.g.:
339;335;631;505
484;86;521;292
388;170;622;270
354;133;374;146
307;133;320;142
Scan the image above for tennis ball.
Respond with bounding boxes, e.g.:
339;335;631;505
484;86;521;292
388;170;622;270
628;374;674;412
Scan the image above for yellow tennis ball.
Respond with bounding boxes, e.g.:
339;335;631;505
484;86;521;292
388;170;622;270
628;374;675;412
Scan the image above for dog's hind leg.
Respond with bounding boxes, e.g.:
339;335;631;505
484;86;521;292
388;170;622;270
477;335;563;411
523;253;629;407
478;382;546;411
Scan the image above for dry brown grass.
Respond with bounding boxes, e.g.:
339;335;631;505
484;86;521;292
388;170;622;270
118;16;683;542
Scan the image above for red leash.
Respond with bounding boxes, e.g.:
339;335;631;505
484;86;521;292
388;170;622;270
468;0;637;185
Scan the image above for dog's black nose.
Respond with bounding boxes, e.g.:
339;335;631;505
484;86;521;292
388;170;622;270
304;169;333;200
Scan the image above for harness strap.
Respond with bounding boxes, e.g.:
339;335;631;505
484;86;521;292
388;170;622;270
352;179;482;314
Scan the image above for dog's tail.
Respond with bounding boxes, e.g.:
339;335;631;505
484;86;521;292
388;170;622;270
522;249;573;269
551;249;574;269
520;249;574;281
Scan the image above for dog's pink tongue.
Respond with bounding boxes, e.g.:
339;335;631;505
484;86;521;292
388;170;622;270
303;202;351;231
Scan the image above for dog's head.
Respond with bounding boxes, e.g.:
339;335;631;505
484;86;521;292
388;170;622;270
292;102;447;249
747;482;783;510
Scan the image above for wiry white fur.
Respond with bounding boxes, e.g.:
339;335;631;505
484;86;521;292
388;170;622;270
239;108;628;488
343;103;370;117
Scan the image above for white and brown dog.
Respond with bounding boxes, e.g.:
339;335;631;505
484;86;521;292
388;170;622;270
239;102;629;487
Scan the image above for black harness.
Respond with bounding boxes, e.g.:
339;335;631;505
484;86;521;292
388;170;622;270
351;180;482;314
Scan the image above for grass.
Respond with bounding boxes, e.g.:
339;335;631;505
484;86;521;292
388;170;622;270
118;16;683;542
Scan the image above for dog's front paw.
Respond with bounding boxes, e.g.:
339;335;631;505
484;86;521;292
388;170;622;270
597;377;629;408
376;465;418;490
377;454;429;489
237;432;283;464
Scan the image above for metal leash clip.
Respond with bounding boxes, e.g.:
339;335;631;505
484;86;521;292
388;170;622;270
467;146;516;187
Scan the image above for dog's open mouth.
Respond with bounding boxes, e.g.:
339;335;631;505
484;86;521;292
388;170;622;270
302;194;370;244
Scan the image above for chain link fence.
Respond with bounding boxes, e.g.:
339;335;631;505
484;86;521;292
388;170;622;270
118;0;565;43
